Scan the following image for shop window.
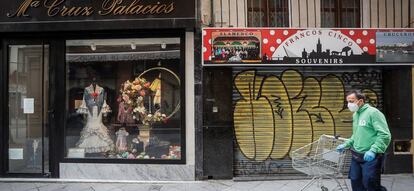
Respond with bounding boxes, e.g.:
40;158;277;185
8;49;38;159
321;0;361;27
65;38;182;161
247;0;289;27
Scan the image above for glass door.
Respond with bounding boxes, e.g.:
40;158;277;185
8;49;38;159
5;43;50;175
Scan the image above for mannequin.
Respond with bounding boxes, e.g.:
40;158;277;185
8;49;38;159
76;78;114;153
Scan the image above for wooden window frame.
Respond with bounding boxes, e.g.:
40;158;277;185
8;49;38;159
321;0;361;28
247;0;289;27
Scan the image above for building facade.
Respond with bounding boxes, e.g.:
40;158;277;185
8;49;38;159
1;0;414;182
199;0;414;180
0;0;197;180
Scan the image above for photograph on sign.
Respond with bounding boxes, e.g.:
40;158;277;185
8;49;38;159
211;31;262;63
376;32;414;63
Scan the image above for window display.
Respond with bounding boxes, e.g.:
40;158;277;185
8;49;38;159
65;38;182;160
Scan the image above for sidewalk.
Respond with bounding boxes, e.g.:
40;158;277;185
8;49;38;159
0;174;413;191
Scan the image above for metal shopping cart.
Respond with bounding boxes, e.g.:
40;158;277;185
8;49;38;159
291;135;352;191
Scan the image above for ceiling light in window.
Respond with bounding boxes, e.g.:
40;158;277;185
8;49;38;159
131;42;136;50
90;43;96;51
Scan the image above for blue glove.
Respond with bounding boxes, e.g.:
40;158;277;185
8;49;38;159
336;144;346;153
363;151;376;162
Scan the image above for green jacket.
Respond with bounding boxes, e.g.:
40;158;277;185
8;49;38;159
343;104;391;154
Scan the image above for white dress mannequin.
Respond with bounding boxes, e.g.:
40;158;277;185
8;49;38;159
76;84;114;153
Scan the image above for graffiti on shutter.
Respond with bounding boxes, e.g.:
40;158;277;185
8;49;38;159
233;67;382;177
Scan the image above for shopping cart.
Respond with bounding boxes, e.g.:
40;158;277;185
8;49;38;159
291;135;352;191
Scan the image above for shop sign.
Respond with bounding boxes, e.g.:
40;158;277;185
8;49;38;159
202;28;414;65
0;0;194;22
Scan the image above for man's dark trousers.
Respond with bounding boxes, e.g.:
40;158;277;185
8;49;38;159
349;154;386;191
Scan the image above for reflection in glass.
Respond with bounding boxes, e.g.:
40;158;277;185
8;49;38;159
65;38;182;160
8;45;49;173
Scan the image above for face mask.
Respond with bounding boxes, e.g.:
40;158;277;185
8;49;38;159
348;102;359;112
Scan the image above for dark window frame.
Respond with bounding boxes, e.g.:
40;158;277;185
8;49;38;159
1;39;56;178
321;0;361;28
247;0;289;27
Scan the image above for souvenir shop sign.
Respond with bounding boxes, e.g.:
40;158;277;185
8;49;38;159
202;28;414;66
0;0;195;22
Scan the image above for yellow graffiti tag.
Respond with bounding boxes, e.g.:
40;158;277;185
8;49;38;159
233;69;355;161
234;70;275;161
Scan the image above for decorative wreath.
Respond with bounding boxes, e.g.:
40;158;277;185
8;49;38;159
119;67;180;125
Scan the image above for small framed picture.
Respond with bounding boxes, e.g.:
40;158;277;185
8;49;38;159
393;140;411;155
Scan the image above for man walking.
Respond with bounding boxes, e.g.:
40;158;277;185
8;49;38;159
336;90;391;191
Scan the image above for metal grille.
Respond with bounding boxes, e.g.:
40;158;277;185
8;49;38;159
232;66;383;178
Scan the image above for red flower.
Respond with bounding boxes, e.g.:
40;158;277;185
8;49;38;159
144;82;151;88
91;92;98;98
139;90;146;96
163;118;169;124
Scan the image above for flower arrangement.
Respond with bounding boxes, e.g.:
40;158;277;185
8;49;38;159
119;77;167;125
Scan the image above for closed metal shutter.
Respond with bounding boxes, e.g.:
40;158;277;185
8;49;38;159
232;66;383;178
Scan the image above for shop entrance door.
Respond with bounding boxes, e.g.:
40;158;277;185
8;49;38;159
1;41;52;177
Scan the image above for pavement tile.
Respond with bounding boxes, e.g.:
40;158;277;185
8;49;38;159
59;183;93;191
391;184;414;191
35;183;67;191
0;183;14;191
92;183;133;191
187;182;230;191
159;184;184;191
228;181;265;191
205;181;238;191
208;180;235;188
121;184;163;191
248;181;287;191
11;183;37;191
